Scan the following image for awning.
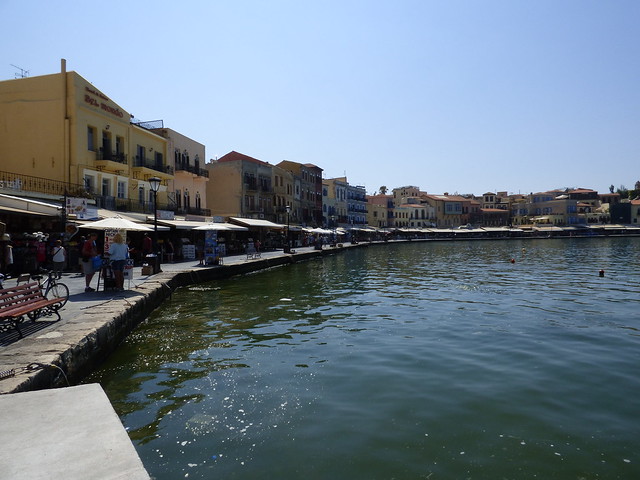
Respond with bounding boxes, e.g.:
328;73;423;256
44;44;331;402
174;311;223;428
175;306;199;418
193;223;248;232
156;219;211;230
0;193;61;216
0;205;56;217
230;217;285;229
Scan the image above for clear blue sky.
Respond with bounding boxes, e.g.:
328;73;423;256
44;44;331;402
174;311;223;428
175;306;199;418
2;0;638;196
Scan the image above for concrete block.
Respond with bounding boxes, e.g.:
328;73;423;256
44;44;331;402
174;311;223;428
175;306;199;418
0;383;149;479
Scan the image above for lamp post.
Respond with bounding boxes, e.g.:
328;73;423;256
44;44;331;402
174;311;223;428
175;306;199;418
330;214;336;246
148;176;162;272
285;205;291;253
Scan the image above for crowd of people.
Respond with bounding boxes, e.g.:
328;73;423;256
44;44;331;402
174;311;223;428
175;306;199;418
0;231;183;293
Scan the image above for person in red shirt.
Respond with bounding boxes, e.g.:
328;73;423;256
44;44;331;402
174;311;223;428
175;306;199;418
142;233;153;256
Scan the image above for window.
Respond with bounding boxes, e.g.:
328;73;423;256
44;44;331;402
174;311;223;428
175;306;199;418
176;189;182;209
117;181;126;199
115;137;124;159
136;145;145;165
138;186;145;205
102;131;112;158
84;175;95;193
102;178;111;197
155;152;163;170
87;127;95;151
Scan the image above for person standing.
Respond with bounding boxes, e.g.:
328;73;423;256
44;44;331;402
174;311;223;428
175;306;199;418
1;234;13;276
142;233;153;257
51;239;66;279
35;236;47;271
165;239;175;263
81;232;98;292
107;233;128;291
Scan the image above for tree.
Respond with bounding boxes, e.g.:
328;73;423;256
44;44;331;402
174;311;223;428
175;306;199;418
616;185;629;199
379;186;388;195
609;184;615;194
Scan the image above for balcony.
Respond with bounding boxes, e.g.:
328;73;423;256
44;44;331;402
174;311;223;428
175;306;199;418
95;149;128;173
175;162;209;178
132;156;174;179
0;170;87;197
173;206;212;217
93;195;172;214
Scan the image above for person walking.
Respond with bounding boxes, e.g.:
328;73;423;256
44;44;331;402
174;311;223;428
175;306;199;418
81;232;99;292
51;239;66;279
107;233;128;291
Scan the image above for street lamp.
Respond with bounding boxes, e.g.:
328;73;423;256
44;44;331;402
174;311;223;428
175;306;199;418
148;176;162;272
285;205;291;253
330;214;336;246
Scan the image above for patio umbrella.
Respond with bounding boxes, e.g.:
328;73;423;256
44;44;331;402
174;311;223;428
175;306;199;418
79;215;153;231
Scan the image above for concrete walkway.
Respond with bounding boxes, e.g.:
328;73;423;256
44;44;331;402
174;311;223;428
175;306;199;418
0;383;151;479
0;245;351;394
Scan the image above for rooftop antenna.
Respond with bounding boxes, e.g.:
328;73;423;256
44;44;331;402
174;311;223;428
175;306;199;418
10;64;29;78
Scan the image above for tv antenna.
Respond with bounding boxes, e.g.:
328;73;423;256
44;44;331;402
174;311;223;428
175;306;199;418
10;64;29;78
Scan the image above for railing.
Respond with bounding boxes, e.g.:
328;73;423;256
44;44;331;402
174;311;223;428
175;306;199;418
174;206;212;216
175;163;209;178
133;157;174;175
97;149;128;164
0;170;87;198
92;195;172;214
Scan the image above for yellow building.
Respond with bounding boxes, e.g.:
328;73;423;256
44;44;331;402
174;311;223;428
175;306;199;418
151;128;209;217
0;59;172;212
205;151;276;221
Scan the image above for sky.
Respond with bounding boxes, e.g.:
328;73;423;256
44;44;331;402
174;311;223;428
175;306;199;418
1;0;638;196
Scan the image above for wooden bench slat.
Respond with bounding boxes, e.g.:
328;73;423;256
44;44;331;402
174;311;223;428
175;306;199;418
0;281;64;338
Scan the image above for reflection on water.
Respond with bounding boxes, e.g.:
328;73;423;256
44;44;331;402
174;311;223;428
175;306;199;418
86;238;640;479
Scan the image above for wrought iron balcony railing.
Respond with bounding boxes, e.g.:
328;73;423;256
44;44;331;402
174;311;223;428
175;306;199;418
0;170;87;198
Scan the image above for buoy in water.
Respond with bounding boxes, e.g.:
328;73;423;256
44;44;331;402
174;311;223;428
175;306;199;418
599;269;605;277
510;258;516;263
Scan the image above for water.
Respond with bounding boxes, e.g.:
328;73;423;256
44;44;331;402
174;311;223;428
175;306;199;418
86;238;640;479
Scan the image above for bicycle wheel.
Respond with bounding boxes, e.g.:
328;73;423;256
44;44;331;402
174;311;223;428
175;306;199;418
47;282;69;308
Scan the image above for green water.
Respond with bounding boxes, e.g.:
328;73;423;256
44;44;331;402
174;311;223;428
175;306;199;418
87;238;640;479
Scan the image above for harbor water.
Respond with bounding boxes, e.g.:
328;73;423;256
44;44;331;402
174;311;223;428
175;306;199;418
86;238;640;479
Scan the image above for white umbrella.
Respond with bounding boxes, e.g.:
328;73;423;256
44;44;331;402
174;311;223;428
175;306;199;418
79;215;153;231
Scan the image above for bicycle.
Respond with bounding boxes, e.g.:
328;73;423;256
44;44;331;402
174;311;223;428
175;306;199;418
31;270;70;308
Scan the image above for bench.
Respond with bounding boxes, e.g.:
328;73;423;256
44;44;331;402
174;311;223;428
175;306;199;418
0;282;64;338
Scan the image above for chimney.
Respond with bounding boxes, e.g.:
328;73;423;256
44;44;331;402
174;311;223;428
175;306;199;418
61;58;66;74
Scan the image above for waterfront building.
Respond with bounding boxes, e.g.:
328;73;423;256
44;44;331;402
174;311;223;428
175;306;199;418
610;198;640;225
346;183;367;228
422;194;471;228
323;177;349;228
632;200;640;225
205;151;275;221
277;161;323;226
366;194;393;229
151;128;209;218
478;207;510;226
0;59;173;218
272;165;295;225
511;190;583;226
392;186;421;208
